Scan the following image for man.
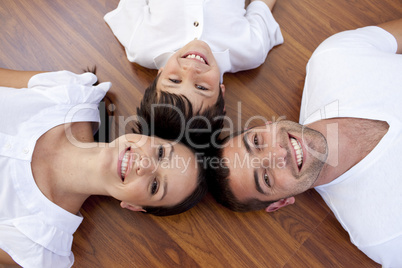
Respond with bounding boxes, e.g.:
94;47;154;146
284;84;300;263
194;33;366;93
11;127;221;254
209;18;402;267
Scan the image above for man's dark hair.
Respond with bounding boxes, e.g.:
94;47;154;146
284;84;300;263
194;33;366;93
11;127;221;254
207;133;276;212
136;74;225;152
143;152;208;216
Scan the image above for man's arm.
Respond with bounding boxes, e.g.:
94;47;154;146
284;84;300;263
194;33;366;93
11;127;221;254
0;68;45;88
377;18;402;54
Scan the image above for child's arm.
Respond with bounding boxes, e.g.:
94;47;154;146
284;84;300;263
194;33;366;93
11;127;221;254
251;0;277;11
377;18;402;54
0;68;46;88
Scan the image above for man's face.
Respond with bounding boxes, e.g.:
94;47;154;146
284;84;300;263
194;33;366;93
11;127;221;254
222;120;328;203
156;40;224;112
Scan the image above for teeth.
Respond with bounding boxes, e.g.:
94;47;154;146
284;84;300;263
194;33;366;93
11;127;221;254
186;54;206;63
290;138;303;168
121;150;130;180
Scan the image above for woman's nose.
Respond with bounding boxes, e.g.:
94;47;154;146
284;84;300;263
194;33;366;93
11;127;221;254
136;156;155;176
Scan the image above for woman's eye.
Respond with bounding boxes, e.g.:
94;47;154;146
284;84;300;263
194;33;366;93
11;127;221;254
264;172;271;188
151;178;159;195
158;145;165;161
169;78;181;83
195;84;208;90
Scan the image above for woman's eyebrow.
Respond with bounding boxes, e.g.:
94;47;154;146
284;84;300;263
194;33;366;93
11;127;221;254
159;180;168;201
167;144;174;160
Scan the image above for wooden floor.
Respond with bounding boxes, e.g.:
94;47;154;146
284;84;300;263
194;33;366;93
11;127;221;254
1;0;401;267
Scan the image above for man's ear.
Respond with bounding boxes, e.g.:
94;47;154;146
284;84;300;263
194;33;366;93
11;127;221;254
220;83;226;97
120;201;147;212
265;197;295;213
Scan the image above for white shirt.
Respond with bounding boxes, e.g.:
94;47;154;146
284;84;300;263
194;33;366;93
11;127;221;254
0;71;111;268
300;26;402;267
104;0;283;80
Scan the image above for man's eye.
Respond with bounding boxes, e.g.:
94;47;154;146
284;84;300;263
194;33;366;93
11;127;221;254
158;145;165;161
264;172;271;188
195;84;208;90
151;178;159;195
169;78;181;83
253;134;259;147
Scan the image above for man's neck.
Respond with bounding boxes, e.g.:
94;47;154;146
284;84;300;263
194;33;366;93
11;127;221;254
307;118;389;187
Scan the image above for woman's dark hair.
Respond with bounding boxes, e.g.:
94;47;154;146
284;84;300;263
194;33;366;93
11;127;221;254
142;152;208;216
136;74;225;153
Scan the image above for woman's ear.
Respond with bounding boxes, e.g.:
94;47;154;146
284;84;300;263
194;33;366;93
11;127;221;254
265;197;295;213
120;201;147;212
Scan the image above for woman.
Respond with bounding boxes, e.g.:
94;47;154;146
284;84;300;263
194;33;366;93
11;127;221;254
0;68;207;267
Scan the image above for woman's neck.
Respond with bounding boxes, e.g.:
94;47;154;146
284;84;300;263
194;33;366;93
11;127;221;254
32;123;109;214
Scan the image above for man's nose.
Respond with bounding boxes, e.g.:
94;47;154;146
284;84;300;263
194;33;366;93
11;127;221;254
136;156;155;176
273;144;287;160
260;144;287;168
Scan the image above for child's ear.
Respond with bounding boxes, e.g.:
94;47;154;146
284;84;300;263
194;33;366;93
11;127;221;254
120;201;147;212
157;67;164;75
220;83;225;97
265;197;295;212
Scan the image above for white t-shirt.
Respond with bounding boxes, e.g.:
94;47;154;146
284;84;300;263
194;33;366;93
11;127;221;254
0;71;110;268
300;26;402;267
104;0;283;80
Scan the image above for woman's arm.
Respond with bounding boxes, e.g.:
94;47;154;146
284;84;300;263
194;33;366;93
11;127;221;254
0;248;19;266
0;68;45;88
378;18;402;54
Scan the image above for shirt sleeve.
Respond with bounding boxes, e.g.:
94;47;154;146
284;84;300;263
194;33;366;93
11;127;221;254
104;0;149;63
226;0;283;72
312;26;398;58
360;234;402;267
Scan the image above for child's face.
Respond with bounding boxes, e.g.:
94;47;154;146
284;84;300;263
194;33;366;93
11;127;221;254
156;40;224;112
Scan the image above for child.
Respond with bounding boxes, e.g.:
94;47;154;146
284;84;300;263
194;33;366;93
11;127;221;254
104;0;283;149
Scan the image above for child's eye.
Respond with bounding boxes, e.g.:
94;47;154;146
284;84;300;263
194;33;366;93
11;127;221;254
195;84;208;90
169;78;181;83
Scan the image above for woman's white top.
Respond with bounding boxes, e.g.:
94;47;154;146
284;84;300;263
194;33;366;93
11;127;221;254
0;71;110;268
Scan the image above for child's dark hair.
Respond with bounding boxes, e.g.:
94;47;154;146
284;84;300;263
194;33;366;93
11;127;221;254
136;73;225;152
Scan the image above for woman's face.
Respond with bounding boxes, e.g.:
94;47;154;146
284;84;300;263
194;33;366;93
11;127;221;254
104;134;198;212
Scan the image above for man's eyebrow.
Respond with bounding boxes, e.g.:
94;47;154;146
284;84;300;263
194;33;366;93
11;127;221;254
243;132;252;154
254;169;265;194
